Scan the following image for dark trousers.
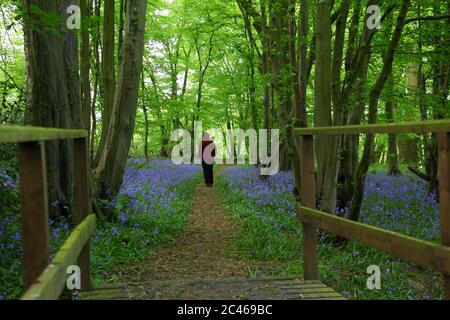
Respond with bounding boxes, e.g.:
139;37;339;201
202;162;214;186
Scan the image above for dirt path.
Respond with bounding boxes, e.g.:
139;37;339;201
118;167;280;284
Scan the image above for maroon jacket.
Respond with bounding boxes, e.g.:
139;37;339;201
200;140;216;164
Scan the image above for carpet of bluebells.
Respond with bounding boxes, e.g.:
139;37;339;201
0;159;200;300
217;166;443;300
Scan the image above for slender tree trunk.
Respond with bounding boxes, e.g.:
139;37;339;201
141;73;149;160
248;47;258;133
426;0;450;194
314;0;333;211
398;62;420;167
93;0;148;207
80;0;91;131
298;0;309;128
339;55;370;212
118;0;126;66
90;0;101;160
193;33;214;123
288;0;301;192
191;32;214;160
148;67;168;158
349;0;411;221
385;73;401;175
95;0;115;165
181;45;191;101
271;0;291;171
320;0;351;215
260;0;271;133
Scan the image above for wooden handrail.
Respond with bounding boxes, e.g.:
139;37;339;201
295;123;450;299
0;125;87;143
298;207;450;275
294;119;450;136
0;125;93;300
21;215;96;300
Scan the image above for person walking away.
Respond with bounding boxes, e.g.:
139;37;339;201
200;132;216;187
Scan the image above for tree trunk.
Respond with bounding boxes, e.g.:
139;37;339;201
95;0;115;165
320;0;351;215
385;73;400;175
93;0;148;206
426;0;450;194
298;0;309;128
338;53;370;212
314;0;334;212
118;0;126;66
193;33;214;123
148;66;169;158
260;0;271;133
348;0;411;222
288;0;303;193
61;0;82;215
141;73;149;160
23;0;82;217
271;0;291;171
90;0;101;160
80;0;91;131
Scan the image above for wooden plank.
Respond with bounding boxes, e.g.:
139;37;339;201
438;132;450;300
293;119;450;136
21;215;96;300
145;275;305;286
83;279;343;301
17;141;49;290
282;287;336;294
81;289;127;300
288;292;344;300
298;207;450;275
0;125;87;143
73;138;91;291
276;284;328;290
297;135;318;280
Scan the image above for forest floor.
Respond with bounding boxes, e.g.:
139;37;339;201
115;166;284;288
83;164;442;300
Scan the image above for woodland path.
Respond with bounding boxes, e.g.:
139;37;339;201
82;167;343;300
118;167;280;283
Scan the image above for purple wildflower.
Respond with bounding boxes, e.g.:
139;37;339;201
111;227;118;236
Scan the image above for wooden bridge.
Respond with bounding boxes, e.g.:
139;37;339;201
1;120;450;300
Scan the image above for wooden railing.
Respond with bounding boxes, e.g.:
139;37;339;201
294;119;450;299
0;125;95;300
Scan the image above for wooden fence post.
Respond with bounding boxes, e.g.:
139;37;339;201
438;132;450;300
73;137;91;291
298;135;318;280
18;141;49;290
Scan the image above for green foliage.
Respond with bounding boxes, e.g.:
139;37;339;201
217;170;444;300
90;178;199;284
0;159;200;299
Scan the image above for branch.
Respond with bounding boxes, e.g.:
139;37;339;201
406;15;450;24
0;64;25;94
408;166;431;182
236;0;262;36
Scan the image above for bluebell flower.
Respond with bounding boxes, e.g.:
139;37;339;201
11;233;20;242
111;227;118;236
